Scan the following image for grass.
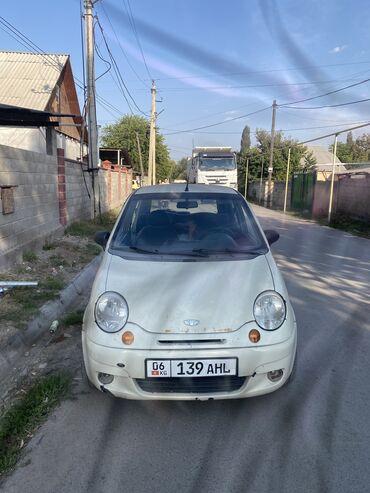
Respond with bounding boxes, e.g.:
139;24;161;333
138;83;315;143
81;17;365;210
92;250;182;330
318;215;370;239
0;374;71;476
42;242;57;251
2;277;66;327
65;208;119;240
49;255;68;267
22;252;37;263
61;310;84;327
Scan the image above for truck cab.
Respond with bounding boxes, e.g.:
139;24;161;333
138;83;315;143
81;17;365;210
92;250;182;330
187;147;238;190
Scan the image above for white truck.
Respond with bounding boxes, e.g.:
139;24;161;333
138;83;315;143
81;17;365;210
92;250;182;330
187;147;238;190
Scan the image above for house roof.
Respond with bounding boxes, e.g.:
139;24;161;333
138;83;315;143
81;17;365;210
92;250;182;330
306;145;342;165
0;51;69;111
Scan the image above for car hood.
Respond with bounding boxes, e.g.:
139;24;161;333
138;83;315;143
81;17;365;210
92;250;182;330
105;254;274;334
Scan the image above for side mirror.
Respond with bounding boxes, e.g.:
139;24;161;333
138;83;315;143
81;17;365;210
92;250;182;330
264;229;280;246
95;231;110;250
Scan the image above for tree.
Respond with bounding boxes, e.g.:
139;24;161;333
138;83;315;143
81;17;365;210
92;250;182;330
237;128;313;193
171;157;188;181
100;115;173;181
240;125;251;155
334;132;370;163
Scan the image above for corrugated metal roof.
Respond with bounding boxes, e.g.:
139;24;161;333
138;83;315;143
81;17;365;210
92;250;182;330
306;145;342;165
0;51;68;111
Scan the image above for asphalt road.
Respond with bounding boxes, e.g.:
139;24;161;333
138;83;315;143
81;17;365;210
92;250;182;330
2;206;370;493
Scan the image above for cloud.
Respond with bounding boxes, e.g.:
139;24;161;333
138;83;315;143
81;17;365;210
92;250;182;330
329;45;347;54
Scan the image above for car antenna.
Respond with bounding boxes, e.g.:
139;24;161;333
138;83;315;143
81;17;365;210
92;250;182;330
185;173;189;192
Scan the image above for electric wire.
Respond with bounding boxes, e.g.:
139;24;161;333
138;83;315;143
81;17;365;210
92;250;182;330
122;0;152;80
100;1;149;88
150;60;370;81
95;17;149;116
279;78;370;107
163;107;271;135
283;98;370;110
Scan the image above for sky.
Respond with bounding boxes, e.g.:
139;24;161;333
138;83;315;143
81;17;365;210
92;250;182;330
1;0;370;161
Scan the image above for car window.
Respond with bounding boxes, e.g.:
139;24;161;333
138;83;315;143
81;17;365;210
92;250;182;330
110;192;268;258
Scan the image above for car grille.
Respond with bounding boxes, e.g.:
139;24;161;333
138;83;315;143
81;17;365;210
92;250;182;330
135;376;246;394
205;175;228;185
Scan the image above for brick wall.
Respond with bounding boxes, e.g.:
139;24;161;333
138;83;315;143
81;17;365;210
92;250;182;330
0;144;132;270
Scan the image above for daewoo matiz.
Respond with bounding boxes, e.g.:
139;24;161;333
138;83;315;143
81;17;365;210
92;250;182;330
82;184;297;400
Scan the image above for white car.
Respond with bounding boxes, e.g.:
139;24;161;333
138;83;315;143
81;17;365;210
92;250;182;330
82;184;297;400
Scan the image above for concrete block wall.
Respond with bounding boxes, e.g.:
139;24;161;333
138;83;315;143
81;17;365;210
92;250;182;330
247;180;291;209
64;158;92;223
0;145;62;269
336;174;370;221
0;144;132;270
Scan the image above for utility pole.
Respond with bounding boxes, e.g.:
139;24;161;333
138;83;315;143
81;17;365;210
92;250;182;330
328;134;338;223
283;147;291;213
148;80;157;185
259;156;264;204
84;0;98;217
135;132;144;184
244;158;249;198
267;100;277;207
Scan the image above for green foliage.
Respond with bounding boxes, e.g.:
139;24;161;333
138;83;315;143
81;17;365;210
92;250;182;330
0;374;70;475
100;115;173;181
171;157;188;181
61;310;84;326
240;125;251;155
23;252;37;263
65;208;119;239
237;129;313;192
333;132;370;163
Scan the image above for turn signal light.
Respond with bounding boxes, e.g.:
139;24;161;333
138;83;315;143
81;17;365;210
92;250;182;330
249;329;261;343
122;331;134;345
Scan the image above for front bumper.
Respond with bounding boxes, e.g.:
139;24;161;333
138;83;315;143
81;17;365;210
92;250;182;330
82;327;297;400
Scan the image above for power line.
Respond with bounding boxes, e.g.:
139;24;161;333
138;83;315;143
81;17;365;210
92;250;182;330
166;121;370;135
122;0;152;80
137;76;369;92
95;17;149;116
284;98;370;110
298;122;370;145
150;60;370;81
99;2;149;88
163;106;271;135
0;14;126;123
279;78;370;107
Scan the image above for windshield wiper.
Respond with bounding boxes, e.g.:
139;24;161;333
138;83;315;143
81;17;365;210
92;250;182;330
192;248;266;256
128;246;159;254
129;247;207;257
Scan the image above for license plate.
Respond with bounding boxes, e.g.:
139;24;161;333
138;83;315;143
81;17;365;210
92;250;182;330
145;358;238;378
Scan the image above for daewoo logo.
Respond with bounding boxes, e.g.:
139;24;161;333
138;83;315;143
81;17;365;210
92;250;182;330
183;319;200;327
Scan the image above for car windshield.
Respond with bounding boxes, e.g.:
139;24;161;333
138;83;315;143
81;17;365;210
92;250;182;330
109;192;267;258
199;158;236;171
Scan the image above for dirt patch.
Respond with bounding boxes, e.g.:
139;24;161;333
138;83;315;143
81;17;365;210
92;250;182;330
0;318;83;415
0;235;100;333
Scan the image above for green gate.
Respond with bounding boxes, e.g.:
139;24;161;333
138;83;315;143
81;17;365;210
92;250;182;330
291;171;316;213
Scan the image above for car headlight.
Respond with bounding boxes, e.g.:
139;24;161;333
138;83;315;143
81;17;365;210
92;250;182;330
95;292;129;333
253;291;286;330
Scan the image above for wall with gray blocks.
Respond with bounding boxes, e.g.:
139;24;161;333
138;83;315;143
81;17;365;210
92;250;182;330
0;144;131;270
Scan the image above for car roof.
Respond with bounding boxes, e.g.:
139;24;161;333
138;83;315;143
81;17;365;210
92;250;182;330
135;184;238;195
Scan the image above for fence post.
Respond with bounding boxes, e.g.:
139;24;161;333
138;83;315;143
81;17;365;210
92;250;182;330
328;134;338;222
283;147;291;213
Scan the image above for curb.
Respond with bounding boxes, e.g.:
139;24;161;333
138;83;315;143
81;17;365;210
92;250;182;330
0;253;102;383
